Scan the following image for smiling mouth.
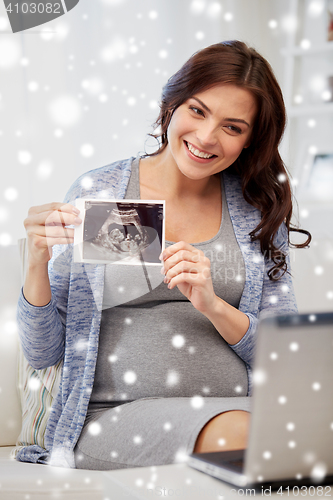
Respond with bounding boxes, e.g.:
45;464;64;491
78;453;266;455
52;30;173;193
185;141;217;159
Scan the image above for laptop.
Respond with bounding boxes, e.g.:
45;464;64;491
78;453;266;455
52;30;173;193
188;312;333;489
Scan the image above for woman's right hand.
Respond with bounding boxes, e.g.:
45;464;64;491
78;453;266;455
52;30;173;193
24;202;82;267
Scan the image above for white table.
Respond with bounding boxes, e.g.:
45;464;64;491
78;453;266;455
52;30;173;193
103;462;333;500
1;447;331;500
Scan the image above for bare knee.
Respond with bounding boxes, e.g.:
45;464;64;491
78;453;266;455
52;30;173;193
193;410;250;453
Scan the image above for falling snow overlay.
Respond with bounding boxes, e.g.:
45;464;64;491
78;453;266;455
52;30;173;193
1;1;332;493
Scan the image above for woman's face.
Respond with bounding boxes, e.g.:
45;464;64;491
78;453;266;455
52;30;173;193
166;84;257;180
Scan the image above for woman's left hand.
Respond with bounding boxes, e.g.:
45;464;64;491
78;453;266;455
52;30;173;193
161;241;217;315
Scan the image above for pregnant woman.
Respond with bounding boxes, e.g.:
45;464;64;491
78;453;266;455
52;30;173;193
18;40;310;469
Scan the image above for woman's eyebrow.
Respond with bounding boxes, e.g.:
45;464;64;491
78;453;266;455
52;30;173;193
224;117;251;128
191;96;251;128
191;97;211;113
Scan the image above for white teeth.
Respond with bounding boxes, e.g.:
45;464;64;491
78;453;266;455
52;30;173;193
186;142;213;159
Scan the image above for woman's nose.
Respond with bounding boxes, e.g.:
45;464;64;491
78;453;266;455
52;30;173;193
195;123;218;147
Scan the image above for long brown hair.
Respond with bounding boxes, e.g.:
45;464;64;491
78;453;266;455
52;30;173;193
148;40;311;280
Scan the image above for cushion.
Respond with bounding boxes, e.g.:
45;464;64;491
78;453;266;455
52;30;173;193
14;344;62;453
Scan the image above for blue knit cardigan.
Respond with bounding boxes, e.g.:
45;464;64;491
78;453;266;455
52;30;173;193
16;156;298;467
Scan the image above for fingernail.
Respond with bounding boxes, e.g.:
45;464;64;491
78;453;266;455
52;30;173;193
163;276;169;284
74;217;82;224
160;266;165;275
73;208;80;215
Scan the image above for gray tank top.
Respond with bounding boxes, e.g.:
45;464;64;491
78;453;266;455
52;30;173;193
88;156;248;412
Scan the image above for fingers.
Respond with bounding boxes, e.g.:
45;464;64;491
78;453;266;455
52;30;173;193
161;241;211;290
166;270;211;290
28;202;79;217
25;212;81;229
161;241;198;261
164;259;209;281
29;226;75;239
161;241;207;273
24;202;81;266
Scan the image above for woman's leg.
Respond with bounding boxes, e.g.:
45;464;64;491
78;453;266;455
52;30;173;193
193;410;250;453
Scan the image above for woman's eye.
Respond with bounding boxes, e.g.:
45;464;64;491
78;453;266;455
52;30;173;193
226;125;242;134
190;106;204;116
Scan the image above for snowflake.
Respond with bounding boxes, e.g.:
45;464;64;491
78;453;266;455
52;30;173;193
263;451;272;460
28;378;41;391
195;31;205;40
81;176;93;189
148;11;158;20
28;81;39;92
278;174;287;183
163;422;172;431
0;39;21;68
224;12;233;21
127;97;136;106
281;14;298;33
311;462;327;480
300;39;311;50
312;382;321;391
174;448;188;463
278;395;287;405
172;334;185;348
4;188;18;201
190;0;206;15
288;441;296;448
268;19;278;29
49;95;81;127
133;435;142;444
286;422;295;431
190;395;204;409
0;232;10;246
217;438;226;446
253;369;267;385
123;371;137;384
270;352;278;360
207;2;222;18
289;342;299;352
166;370;179;386
308;1;325;17
18;151;32;165
88;422;102;436
54;128;63;138
36;161;53;180
80;144;94;157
